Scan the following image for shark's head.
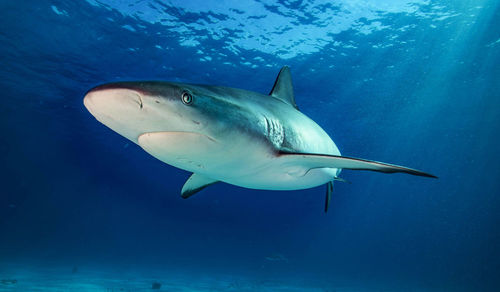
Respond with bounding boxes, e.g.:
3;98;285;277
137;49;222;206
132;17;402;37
83;81;260;173
84;81;217;143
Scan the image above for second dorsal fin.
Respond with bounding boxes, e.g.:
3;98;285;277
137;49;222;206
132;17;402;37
269;66;298;110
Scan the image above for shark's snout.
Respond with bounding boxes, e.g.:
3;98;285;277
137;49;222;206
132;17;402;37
83;83;152;143
84;85;144;117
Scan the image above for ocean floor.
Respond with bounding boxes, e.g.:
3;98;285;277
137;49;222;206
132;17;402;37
0;264;336;292
0;263;446;291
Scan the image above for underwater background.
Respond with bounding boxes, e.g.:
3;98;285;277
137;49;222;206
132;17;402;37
1;0;499;291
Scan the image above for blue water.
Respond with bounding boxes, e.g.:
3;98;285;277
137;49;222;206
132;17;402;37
1;0;499;291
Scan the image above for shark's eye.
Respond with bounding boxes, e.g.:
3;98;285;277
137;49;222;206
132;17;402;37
181;92;193;105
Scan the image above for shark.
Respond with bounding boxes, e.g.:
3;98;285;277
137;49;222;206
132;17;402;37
84;66;436;212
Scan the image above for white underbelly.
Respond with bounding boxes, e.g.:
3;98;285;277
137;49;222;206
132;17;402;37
205;144;339;190
138;130;340;191
195;137;340;190
222;166;338;190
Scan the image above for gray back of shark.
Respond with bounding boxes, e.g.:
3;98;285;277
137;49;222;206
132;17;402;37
84;66;436;213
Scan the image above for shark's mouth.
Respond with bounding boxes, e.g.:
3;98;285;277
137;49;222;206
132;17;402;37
137;131;219;173
138;131;218;159
138;131;216;143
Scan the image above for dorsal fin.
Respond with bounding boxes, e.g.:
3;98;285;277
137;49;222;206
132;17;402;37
269;66;298;110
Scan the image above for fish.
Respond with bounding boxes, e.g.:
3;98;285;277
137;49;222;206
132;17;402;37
84;66;436;212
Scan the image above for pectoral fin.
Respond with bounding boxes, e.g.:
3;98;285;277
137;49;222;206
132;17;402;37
279;151;437;178
181;173;218;199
